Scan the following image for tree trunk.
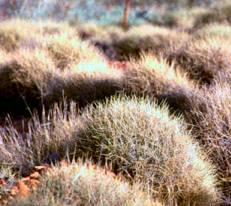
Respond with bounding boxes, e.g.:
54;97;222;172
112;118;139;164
122;0;130;29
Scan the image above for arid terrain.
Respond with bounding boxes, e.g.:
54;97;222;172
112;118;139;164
0;1;231;205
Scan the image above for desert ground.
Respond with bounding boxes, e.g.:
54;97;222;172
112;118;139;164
0;0;231;205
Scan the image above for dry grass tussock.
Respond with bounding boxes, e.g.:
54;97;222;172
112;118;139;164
76;23;125;60
194;3;231;28
194;23;231;39
167;7;209;29
36;20;75;36
0;48;56;115
0;97;220;205
0;49;8;64
123;53;195;98
112;24;189;60
167;36;231;85
42;32;105;70
44;59;124;108
0;101;79;175
76;23;123;42
182;83;231;200
77;96;220;205
0;45;123;114
0;19;76;52
122;53;201;118
9;162;161;206
0;19;38;52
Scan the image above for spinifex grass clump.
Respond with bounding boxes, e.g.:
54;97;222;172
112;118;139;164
45;60;124;108
112;25;188;60
194;3;231;28
0;45;123;114
9;162;161;206
123;53;195;98
167;37;231;85
0;48;56;115
76;23;124;60
0;19;38;52
0;102;79;175
76;23;115;41
184;83;231;199
122;53;200;117
0;97;220;204
0;19;78;52
152;7;209;29
44;33;106;70
76;96;220;205
0;49;8;64
194;23;231;39
36;20;75;36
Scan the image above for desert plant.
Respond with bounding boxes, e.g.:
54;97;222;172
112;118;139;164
112;25;189;60
0;97;220;205
194;3;231;28
182;83;231;201
121;53;201;118
9;162;161;206
123;53;195;98
35;20;75;36
0;49;8;64
0;19;39;52
0;43;123;114
0;62;121;172
43;32;106;70
45;59;124;108
194;23;231;39
76;23;125;60
151;7;209;29
75;96;220;205
167;36;231;85
0;101;78;175
0;48;56;115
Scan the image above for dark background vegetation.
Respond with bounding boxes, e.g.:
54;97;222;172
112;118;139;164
0;0;226;24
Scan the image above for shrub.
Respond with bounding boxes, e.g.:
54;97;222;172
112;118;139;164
36;20;75;36
194;3;231;28
167;36;231;85
183;83;231;200
43;33;106;70
76;23;110;40
9;162;161;206
45;60;124;108
0;97;220;205
151;7;208;29
0;49;8;64
0;46;123;115
76;96;220;205
123;53;195;98
112;25;189;60
0;19;76;52
76;23;125;60
0;48;56;115
0;19;39;52
194;23;231;39
160;82;231;202
121;53;200;118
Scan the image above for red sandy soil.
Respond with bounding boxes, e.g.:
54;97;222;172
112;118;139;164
0;164;50;205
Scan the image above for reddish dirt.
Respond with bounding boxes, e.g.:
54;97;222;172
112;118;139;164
0;165;50;205
109;60;130;71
